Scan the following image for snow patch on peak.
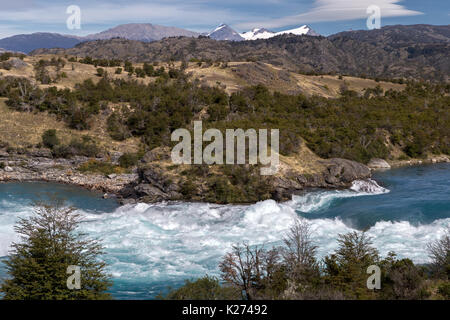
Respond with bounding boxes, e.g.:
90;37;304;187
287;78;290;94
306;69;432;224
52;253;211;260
276;25;310;36
240;28;275;40
240;25;320;41
209;24;228;35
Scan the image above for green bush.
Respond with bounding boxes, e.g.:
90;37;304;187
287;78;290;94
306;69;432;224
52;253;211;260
42;129;60;149
438;282;450;299
118;153;139;168
53;136;101;158
96;68;105;77
161;276;240;300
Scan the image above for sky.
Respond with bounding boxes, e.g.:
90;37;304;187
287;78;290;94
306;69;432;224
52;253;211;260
0;0;448;38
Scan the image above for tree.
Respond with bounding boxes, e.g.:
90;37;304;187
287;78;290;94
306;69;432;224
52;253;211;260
427;228;450;279
323;231;379;299
219;243;287;300
0;200;112;300
282;219;320;287
219;242;266;300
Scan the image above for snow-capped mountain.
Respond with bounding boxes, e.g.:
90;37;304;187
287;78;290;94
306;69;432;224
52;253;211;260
240;25;320;40
240;28;275;40
207;24;244;41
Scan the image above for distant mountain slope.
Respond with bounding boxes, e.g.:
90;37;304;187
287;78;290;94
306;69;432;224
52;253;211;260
207;24;244;41
32;24;450;81
0;23;319;54
85;23;200;42
0;33;82;54
329;24;450;44
0;24;199;54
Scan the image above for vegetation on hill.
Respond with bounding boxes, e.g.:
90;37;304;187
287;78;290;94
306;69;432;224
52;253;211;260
0;54;448;204
1;66;448;165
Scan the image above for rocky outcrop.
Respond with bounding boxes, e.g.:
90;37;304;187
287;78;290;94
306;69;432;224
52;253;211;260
124;165;182;202
123;157;372;203
324;158;371;184
1;146;373;204
271;158;372;201
0;150;138;196
367;158;391;169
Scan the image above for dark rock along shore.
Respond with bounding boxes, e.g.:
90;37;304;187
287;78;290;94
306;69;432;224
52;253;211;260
1;147;372;204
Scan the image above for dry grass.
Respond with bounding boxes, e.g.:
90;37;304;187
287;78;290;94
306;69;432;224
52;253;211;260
0;54;404;159
292;74;405;98
186;63;247;94
2;54;404;98
0;98;140;152
279;142;326;176
186;61;405;97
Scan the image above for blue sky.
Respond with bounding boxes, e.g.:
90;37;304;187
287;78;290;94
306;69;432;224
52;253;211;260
0;0;448;38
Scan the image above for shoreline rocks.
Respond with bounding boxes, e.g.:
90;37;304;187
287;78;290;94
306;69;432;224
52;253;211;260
2;149;448;205
0;152;138;196
368;158;391;170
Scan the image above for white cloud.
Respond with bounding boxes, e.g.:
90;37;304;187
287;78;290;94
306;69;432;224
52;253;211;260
236;0;423;29
0;2;243;31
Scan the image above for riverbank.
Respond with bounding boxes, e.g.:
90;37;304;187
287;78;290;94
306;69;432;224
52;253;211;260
388;154;450;168
0;151;137;198
1;146;373;204
1;148;449;205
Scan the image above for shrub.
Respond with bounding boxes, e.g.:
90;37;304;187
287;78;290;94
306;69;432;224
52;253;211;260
107;113;131;141
53;136;101;158
118;153;139;168
42;129;60;149
381;258;428;300
161;276;240;300
96;68;105;77
437;282;450;299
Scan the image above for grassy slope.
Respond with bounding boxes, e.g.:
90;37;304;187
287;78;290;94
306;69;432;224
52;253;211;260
0;98;140;153
0;54;405;162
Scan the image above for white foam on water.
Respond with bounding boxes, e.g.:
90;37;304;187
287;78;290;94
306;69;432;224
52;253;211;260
292;179;389;213
0;180;447;284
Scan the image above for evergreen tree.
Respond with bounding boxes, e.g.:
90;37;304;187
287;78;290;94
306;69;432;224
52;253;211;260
0;200;112;300
323;232;379;299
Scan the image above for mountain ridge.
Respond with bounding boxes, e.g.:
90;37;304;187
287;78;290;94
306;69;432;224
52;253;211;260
85;23;200;42
32;24;450;81
0;22;321;53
